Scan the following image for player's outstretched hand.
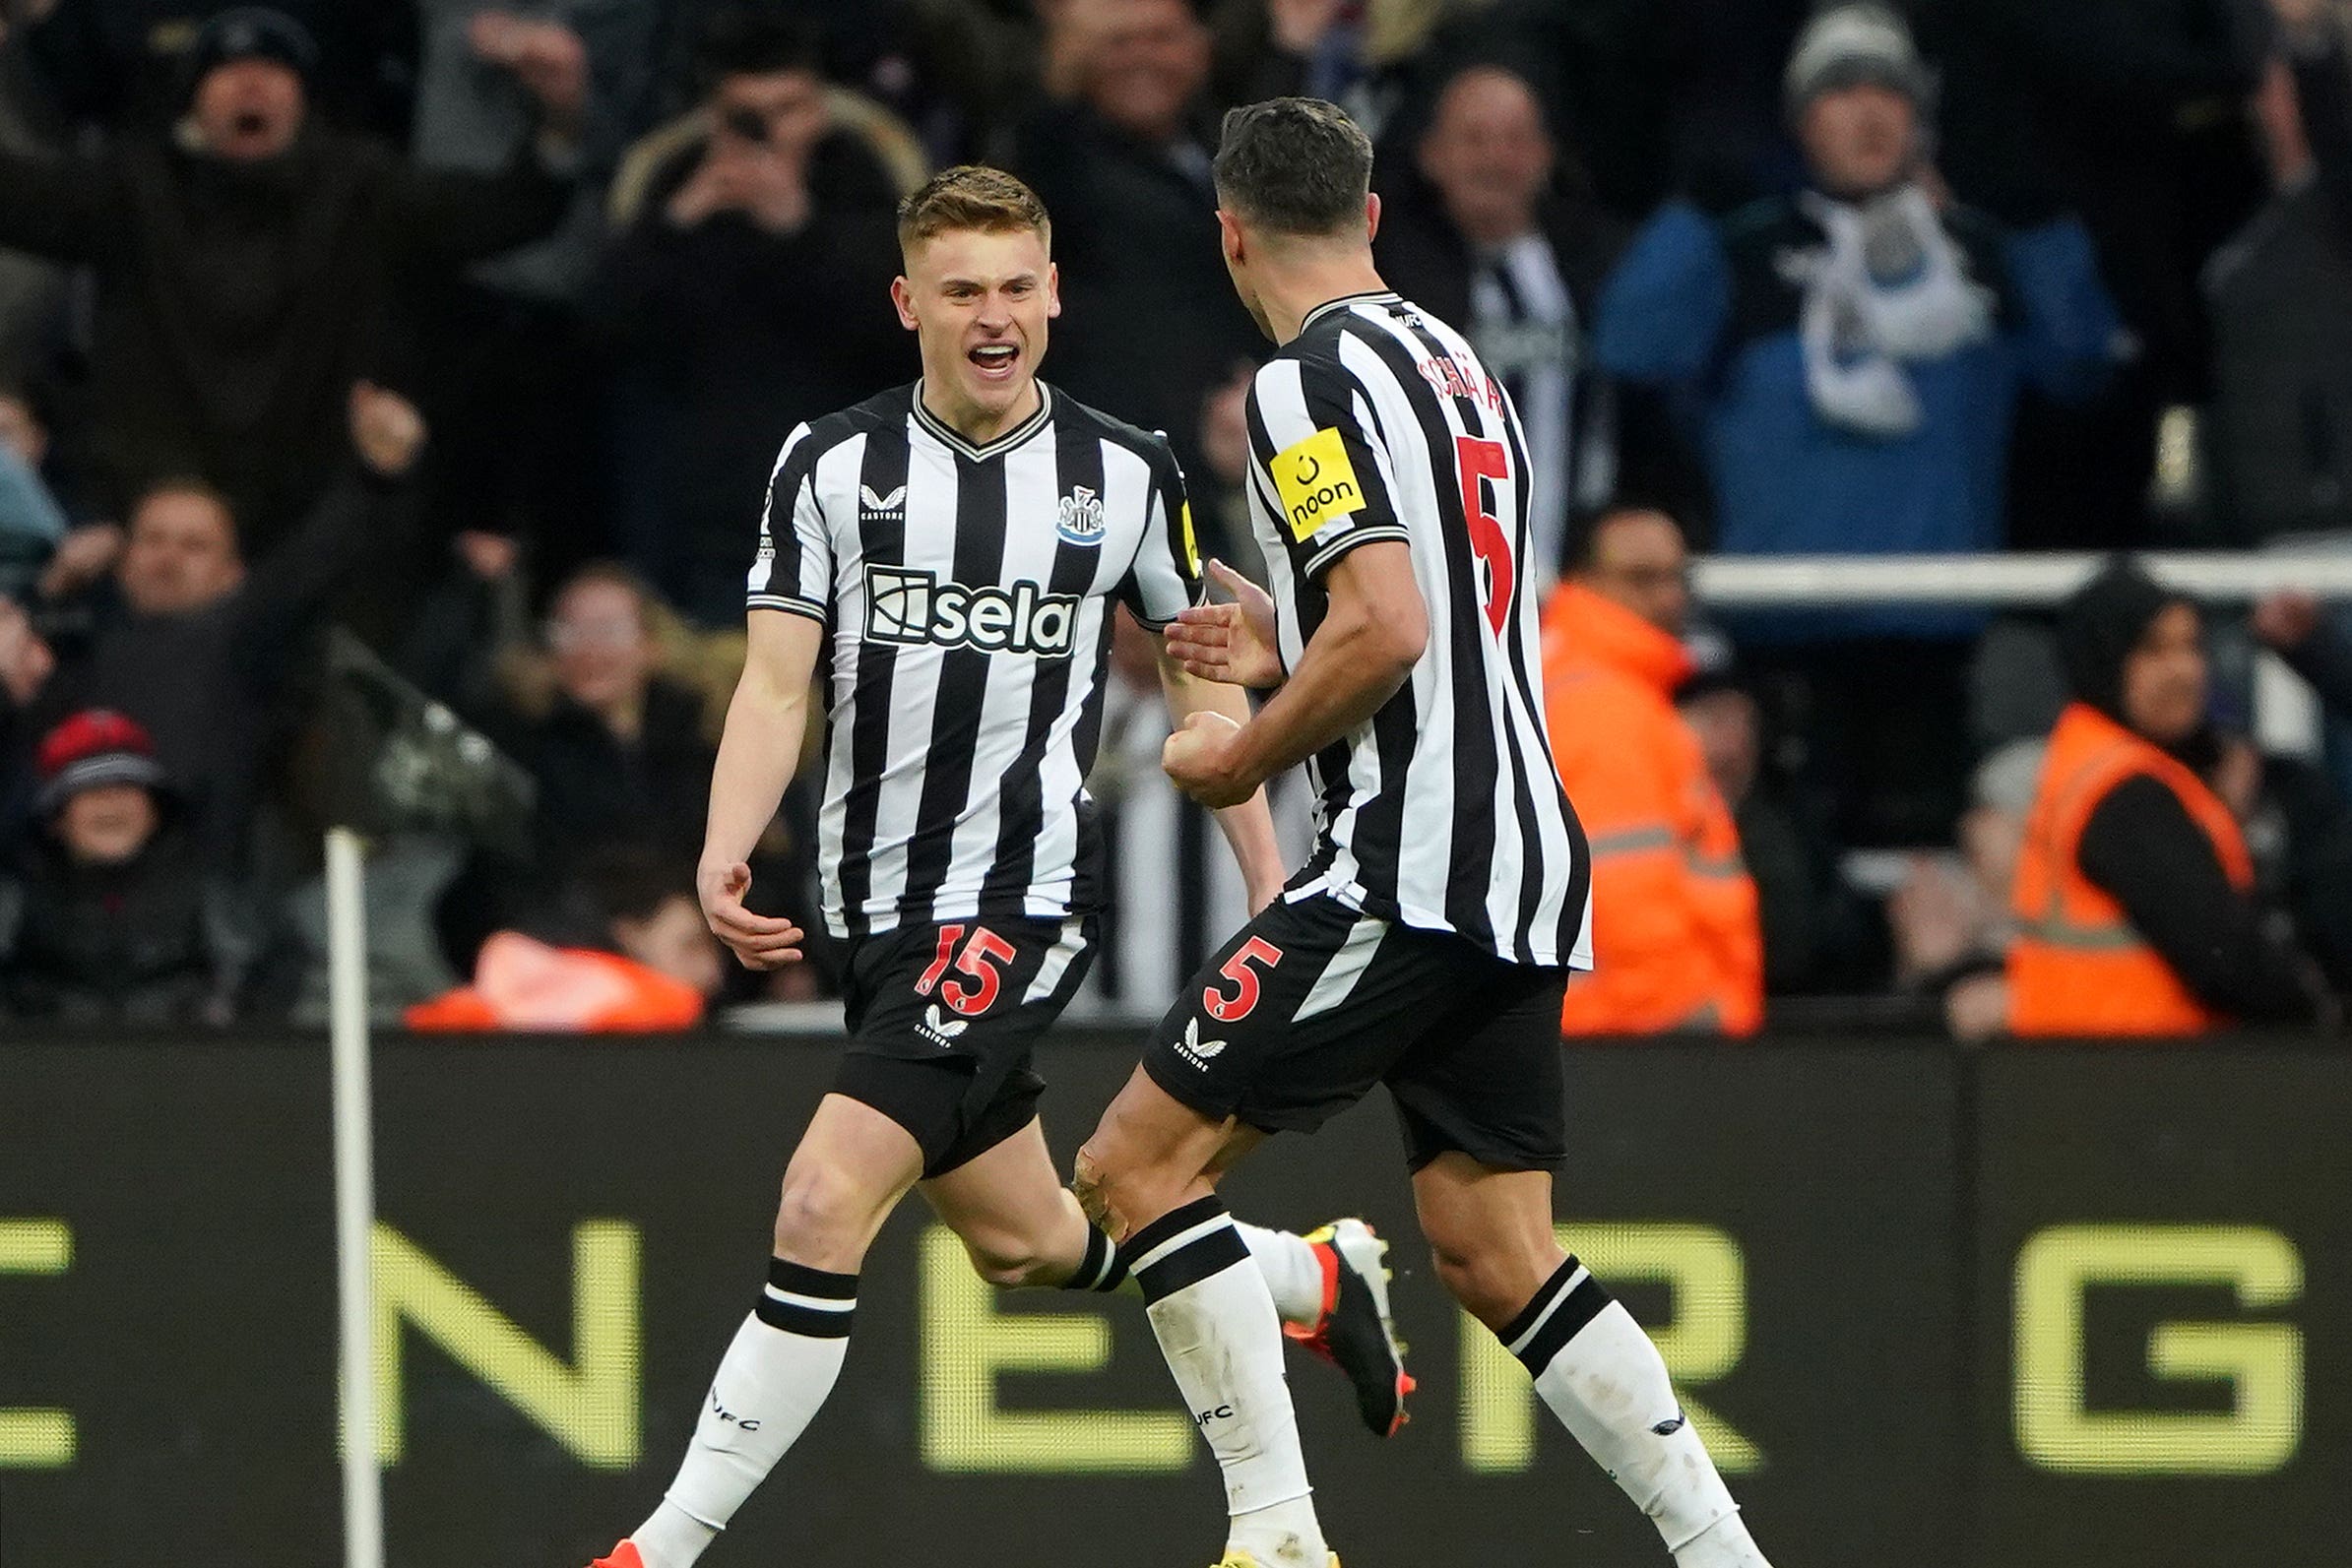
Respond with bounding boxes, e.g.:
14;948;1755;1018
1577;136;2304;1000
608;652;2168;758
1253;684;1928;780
698;859;806;971
1167;559;1285;689
1163;709;1254;809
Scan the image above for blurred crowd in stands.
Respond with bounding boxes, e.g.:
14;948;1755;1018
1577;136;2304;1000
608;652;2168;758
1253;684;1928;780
2;0;2350;1037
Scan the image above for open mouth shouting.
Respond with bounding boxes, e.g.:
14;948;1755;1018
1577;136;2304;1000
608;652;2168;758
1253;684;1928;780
967;341;1021;383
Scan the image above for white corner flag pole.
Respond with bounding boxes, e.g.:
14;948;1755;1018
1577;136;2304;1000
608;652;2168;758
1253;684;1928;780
326;826;385;1568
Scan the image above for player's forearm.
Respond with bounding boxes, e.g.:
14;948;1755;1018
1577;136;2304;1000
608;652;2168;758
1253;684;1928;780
1226;607;1419;791
1161;659;1287;895
702;672;809;868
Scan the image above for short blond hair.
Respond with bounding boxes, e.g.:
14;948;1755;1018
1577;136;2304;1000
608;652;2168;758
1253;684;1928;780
897;164;1051;257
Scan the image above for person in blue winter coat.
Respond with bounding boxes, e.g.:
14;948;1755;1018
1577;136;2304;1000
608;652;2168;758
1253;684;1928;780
1594;3;2124;846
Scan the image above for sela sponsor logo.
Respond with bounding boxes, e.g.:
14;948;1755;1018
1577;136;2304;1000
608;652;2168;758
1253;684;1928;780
1271;426;1366;542
1056;484;1107;545
1173;1017;1226;1071
864;564;1080;657
859;483;907;520
919;1003;970;1048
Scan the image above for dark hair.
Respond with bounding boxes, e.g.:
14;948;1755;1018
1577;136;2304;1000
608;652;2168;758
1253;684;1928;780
1213;97;1374;236
1563;503;1684;574
578;847;696;930
694;5;821;85
897;164;1051;256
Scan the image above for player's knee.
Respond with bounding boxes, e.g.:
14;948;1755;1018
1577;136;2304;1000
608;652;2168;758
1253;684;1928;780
1070;1141;1164;1241
1069;1144;1122;1232
1428;1246;1518;1328
1424;1228;1557;1330
771;1165;876;1271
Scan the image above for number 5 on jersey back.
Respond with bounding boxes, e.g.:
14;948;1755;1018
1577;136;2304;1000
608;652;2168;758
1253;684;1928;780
1455;435;1513;635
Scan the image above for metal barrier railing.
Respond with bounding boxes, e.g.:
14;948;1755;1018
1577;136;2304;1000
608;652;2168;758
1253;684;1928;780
1692;550;2352;608
1692;550;2352;758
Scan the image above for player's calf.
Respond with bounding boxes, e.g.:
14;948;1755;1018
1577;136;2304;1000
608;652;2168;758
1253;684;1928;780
1076;1072;1331;1566
595;1098;924;1568
1415;1162;1771;1568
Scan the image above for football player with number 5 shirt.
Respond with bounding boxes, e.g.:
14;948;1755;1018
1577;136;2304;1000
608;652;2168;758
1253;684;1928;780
1071;102;1778;1568
583;165;1411;1568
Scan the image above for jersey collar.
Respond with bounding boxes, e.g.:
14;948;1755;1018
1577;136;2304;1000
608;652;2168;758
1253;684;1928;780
911;379;1055;462
1300;290;1402;332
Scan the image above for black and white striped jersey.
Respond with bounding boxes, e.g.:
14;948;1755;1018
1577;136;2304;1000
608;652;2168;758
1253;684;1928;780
748;381;1201;940
1081;675;1315;1014
1244;290;1593;969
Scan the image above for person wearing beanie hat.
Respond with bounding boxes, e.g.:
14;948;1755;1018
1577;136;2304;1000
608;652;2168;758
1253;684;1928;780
184;6;323;88
1595;2;2122;847
173;7;321;163
0;5;583;558
32;707;169;825
2006;559;2330;1035
0;708;261;1024
1783;5;1934;137
1;383;427;870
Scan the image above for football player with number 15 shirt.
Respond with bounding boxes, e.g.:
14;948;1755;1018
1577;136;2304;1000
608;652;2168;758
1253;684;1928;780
583;166;1409;1568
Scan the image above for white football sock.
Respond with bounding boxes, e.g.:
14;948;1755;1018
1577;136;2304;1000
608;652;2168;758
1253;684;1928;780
1064;1221;1327;1332
1237;1223;1327;1327
1131;1197;1327;1566
1671;1513;1773;1568
630;1261;857;1568
1504;1258;1760;1561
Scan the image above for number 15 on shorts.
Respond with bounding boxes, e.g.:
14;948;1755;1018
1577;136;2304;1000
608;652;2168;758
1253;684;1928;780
917;924;1016;1016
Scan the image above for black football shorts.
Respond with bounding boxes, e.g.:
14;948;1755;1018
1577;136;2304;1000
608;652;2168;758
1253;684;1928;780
1139;894;1570;1173
834;914;1095;1178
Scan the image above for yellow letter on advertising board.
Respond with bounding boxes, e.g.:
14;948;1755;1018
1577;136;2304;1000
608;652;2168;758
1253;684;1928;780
1460;1222;1760;1475
0;1220;75;1468
919;1225;1193;1474
2014;1223;2302;1475
349;1221;641;1468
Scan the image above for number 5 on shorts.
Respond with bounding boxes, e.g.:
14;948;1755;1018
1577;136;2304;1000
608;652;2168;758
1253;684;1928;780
1203;937;1284;1023
917;924;1018;1016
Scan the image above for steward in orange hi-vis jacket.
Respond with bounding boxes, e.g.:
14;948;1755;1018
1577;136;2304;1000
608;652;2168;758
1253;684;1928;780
2008;560;2325;1035
1540;511;1761;1036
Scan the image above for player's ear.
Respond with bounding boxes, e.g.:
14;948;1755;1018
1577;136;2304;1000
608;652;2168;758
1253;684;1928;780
1364;192;1381;243
1047;261;1062;319
1216;210;1244;267
890;275;919;332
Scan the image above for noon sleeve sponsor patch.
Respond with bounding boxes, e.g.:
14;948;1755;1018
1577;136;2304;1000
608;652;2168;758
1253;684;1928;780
1270;426;1367;542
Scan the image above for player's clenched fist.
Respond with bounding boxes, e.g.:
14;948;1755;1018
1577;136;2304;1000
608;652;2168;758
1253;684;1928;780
1166;559;1286;689
1163;708;1254;809
696;858;805;970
